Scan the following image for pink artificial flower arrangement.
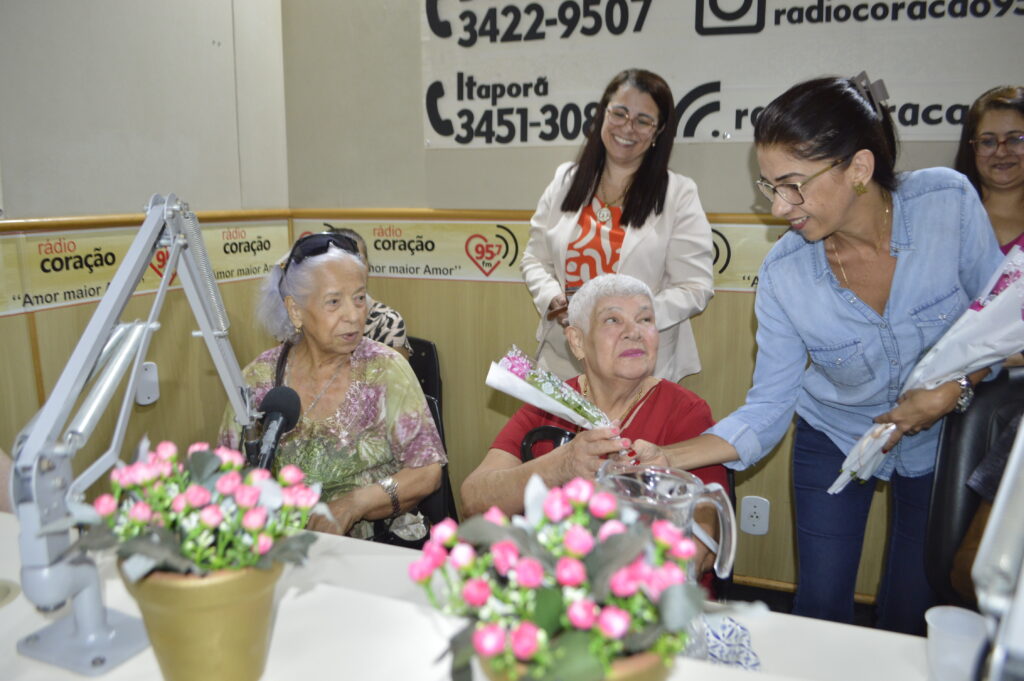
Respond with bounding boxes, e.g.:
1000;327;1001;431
410;476;703;681
88;439;322;582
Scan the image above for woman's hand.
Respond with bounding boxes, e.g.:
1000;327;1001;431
555;426;630;481
875;381;961;450
306;488;371;536
631;439;670;467
546;294;569;327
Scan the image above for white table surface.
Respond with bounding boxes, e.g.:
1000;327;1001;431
0;512;927;680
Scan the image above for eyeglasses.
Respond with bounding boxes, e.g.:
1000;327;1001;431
755;158;846;206
971;133;1024;156
605;106;659;135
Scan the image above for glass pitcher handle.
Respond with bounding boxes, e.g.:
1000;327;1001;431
696;482;737;580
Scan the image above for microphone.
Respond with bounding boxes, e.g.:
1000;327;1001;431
251;386;301;470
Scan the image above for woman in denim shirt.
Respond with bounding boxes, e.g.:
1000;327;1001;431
637;76;1004;634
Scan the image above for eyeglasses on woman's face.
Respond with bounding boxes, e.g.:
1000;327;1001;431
755;158;846;206
971;132;1024;157
605;106;659;136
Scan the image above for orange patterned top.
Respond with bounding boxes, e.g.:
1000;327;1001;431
563;197;626;293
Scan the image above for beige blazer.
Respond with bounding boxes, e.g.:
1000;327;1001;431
520;162;715;381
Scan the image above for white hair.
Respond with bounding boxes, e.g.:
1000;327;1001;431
256;245;366;342
567;274;655;333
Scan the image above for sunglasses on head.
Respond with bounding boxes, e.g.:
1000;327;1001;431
279;232;360;275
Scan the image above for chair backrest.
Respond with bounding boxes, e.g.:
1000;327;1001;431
417;394;458;524
407;336;442;409
926;367;1024;605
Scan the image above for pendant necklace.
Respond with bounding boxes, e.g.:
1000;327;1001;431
287;356;345;417
580;375;647;423
596;180;628;224
829;196;891;289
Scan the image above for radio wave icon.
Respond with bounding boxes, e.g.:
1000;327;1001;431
675;81;721;138
494;224;520;266
711;228;731;274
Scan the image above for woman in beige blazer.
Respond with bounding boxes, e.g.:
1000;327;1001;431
521;69;714;381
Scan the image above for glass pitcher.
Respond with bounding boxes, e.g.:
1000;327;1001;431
595;461;736;581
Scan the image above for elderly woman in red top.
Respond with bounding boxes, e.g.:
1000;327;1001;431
461;274;727;572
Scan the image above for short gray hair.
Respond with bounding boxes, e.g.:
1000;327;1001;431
256;245;366;342
567;274;654;333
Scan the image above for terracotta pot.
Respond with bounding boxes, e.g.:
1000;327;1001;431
121;563;283;681
481;650;670;681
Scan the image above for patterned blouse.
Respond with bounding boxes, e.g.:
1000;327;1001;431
563;197;625;293
219;338;446;505
365;297;412;354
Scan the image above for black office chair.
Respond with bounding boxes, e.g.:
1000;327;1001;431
925;367;1024;606
417;394;458;524
407;336;442;411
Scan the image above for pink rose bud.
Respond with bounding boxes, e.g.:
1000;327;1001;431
483;506;508;526
430;517;458;547
128;501;152;523
408;557;436;584
422;540;448;570
215;470;242;496
651;519;683;547
669;537;698;560
247;468;272;484
597;519;627;542
626;556;653;584
255;533;274;555
461;577;492;607
278;464;305;486
154;441;178;461
472;623;506;658
292;484;320;509
134;462;160;485
187;442;211;456
170;493;188;513
510;621;541;661
564;478;594;505
156;461;174;478
567;599;599;630
515;557;545;589
644;562;687;601
93;493;117;517
491;540;520;576
563;525;595;557
597;606;632;639
555;557;586;587
109;466;126;487
242;506;268;531
609;566;639;598
199;504;224;528
184;484;212;508
213;446;245;469
588;492;618;519
449;542;476;570
234;484;261;509
543;488;572;523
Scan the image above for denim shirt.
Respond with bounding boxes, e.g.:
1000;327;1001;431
708;168;1004;479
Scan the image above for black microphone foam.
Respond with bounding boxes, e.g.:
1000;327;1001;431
260;386;301;433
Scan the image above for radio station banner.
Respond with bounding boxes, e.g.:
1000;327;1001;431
0;222;289;317
420;0;1022;147
296;218;783;291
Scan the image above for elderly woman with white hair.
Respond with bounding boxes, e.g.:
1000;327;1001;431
461;274;728;570
220;232;445;544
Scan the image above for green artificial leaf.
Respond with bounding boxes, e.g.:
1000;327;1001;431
116;528;196;577
533;587;565;637
538;631;604;681
119;553;160;583
73;524;120;552
623;623;664;653
586;527;648;601
187;450;221;486
659;582;703;632
439;621;474;681
456;516;517;547
259;532;317;568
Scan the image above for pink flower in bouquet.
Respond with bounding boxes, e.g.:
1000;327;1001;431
499;351;532;379
567;599;599;630
131;462;160;486
242;506;268;531
563;525;595;557
491;540;519;575
449;542;477;570
292;484;320;509
515;557;545;588
651;519;683;548
255;533;274;555
669;537;698;560
430;517;459;547
247;468;272;484
234;484;261;509
609;566;639;598
93;493;117;517
588;491;618;519
154;441;178;461
170;494;187;513
408;557;436;584
187;441;210;455
472;624;506;658
597;606;632;639
597;519;627;542
215;470;242;496
511;621;541;661
279;464;305;486
483;506;508;526
109;466;128;487
543;488;572;523
128;501;153;523
199;504;224;528
184;484;211;508
462;578;492;607
645;562;686;601
213;446;245;469
564;478;594;504
626;556;653;585
555;557;586;587
422;540;448;569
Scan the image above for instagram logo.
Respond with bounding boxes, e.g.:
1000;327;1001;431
695;0;766;35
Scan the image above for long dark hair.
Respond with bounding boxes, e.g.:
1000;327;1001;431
954;85;1024;195
754;76;900;192
560;69;678;228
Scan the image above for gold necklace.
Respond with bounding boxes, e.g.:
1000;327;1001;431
287;356;345;417
829;199;891;288
580;375;647;422
595;179;629;223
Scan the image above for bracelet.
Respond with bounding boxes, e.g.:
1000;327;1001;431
953;374;974;414
378;476;401;517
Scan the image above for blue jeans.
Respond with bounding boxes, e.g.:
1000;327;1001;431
791;418;936;635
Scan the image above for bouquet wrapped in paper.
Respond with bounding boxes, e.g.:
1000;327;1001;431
485;345;611;430
830;247;1024;494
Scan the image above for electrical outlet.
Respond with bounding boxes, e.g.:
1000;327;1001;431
740;495;770;535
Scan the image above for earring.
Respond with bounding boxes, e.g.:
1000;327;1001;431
853;182;868;195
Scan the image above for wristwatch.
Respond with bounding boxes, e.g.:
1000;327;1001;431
952;374;974;414
378;476;401;517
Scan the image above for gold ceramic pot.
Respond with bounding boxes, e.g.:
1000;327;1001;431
482;650;670;681
122;562;283;681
